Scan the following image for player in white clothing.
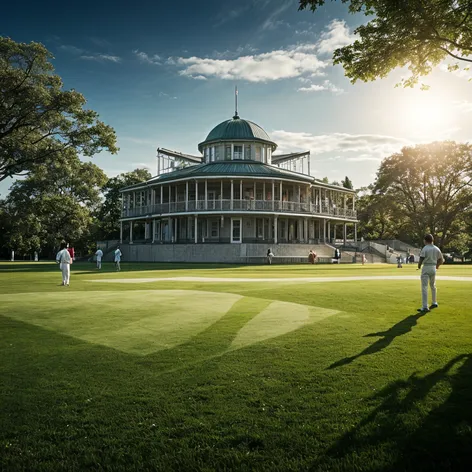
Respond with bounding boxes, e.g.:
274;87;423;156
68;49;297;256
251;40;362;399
95;247;104;269
56;242;73;286
114;246;122;271
417;234;444;313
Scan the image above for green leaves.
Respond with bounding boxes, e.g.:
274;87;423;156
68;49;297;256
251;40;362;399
96;168;152;240
299;0;472;87
373;141;472;248
0;37;118;182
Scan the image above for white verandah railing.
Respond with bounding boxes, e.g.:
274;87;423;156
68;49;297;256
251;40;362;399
122;199;357;219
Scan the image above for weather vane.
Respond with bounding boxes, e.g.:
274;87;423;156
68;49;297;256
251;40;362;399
234;86;239;118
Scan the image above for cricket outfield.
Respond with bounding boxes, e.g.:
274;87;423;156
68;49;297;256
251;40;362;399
1;262;471;471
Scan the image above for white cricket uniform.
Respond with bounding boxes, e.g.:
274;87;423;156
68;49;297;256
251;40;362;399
114;249;122;271
95;249;103;269
56;249;72;285
419;244;443;309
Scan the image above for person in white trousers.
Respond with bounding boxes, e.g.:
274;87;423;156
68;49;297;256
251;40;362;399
417;234;444;313
56;242;73;286
95;247;104;269
114;246;122;271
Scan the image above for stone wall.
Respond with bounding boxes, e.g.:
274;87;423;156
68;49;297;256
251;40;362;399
115;243;335;263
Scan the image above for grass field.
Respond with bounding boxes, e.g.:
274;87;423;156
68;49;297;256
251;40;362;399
1;261;471;471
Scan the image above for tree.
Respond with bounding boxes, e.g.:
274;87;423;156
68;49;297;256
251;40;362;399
2;150;108;257
356;185;406;240
0;37;118;182
97;168;152;240
299;0;472;87
342;176;353;189
373;141;472;249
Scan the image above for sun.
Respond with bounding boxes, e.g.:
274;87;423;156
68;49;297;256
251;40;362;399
400;96;455;139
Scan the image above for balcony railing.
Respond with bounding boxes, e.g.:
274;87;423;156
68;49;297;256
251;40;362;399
122;199;357;220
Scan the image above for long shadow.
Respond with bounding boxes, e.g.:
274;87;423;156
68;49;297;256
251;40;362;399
329;312;427;369
139;296;272;372
312;354;472;471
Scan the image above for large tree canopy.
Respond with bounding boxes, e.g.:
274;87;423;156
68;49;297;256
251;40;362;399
2;150;108;256
373;141;472;249
299;0;472;87
0;37;118;182
97;168;152;241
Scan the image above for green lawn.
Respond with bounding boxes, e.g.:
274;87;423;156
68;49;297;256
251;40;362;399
1;262;471;471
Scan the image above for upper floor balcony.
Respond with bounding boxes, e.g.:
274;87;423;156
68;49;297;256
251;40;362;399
122;199;357;220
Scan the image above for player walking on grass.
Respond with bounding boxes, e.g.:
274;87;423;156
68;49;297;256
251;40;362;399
114;246;122;271
56;242;72;286
417;234;444;313
95;247;103;270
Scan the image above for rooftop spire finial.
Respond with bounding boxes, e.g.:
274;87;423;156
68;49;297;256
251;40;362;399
233;86;239;119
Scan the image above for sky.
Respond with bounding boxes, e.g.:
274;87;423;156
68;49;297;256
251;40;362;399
2;0;472;196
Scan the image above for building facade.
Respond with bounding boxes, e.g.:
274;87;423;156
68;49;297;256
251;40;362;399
119;113;358;262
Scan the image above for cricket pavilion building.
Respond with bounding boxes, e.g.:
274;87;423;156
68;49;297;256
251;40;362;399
118;111;358;263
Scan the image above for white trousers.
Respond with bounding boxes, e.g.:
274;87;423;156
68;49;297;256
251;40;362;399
97;258;102;269
60;263;70;285
421;265;437;308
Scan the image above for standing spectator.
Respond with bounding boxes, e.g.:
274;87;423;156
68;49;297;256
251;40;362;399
56;242;72;286
362;253;367;265
267;248;274;265
67;243;75;262
114;246;122;271
417;234;444;313
95;247;104;270
334;248;341;264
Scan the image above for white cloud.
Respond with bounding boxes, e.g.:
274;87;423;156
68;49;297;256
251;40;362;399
159;91;178;99
81;54;121;63
316;19;355;55
134;50;161;65
298;80;344;94
261;0;292;30
272;130;410;157
172;45;327;82
453;100;472;113
58;45;84;54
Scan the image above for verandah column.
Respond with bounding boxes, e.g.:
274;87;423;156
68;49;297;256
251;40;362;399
354;223;358;243
230;180;234;210
152;219;156;243
272;181;275;211
274;216;278;244
120;221;123;243
185;181;189;211
129;221;133;244
343;223;347;245
194;215;198;243
205;180;208;210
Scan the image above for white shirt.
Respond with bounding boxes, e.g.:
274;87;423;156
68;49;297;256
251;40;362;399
420;244;443;266
114;249;122;262
56;249;72;265
95;249;103;260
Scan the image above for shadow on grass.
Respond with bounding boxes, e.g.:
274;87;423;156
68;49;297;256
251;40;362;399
329;312;427;369
314;354;472;471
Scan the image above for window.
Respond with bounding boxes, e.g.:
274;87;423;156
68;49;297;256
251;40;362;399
256;218;263;238
211;147;215;162
204;148;209;162
215;146;220;161
211;221;218;237
255;146;261;161
234;145;243;159
244;145;251;160
231;218;242;243
225;145;231;160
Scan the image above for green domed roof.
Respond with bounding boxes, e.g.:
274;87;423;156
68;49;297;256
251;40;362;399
198;115;276;152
